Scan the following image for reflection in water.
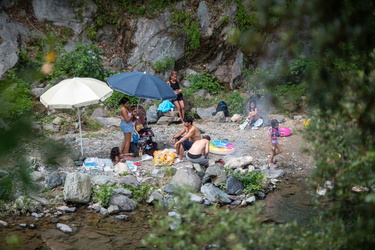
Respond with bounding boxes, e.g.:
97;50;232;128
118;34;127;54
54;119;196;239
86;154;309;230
262;177;318;226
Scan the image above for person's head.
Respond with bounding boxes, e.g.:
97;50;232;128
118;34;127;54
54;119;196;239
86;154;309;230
271;119;279;128
110;147;121;162
202;135;211;141
169;71;178;81
250;100;257;110
183;116;194;126
119;97;130;106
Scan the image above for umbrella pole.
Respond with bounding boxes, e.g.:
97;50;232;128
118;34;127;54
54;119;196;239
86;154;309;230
77;108;83;156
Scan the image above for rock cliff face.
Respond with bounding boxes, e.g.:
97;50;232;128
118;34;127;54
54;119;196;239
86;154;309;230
0;0;265;90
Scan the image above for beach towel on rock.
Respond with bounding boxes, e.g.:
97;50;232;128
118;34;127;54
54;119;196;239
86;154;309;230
84;158;113;171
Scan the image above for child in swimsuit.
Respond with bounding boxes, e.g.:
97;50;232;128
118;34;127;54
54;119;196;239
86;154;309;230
268;119;283;167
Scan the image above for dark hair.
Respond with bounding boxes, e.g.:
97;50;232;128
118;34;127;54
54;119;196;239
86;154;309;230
183;116;194;124
169;71;178;81
119;97;130;105
250;100;257;110
202;135;211;141
110;147;120;163
271;119;279;128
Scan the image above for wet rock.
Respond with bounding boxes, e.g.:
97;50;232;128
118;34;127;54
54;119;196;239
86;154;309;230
114;215;129;221
108;205;120;214
28;224;36;229
56;223;73;233
0;220;8;227
19;223;28;227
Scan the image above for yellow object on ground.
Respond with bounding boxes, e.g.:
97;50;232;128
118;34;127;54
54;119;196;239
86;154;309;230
153;150;176;166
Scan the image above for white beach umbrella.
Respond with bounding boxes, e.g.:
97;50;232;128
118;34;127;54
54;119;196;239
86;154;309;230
40;77;113;156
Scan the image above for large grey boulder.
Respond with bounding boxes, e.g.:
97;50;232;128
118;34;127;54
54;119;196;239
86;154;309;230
32;0;97;34
170;166;202;192
0;12;31;77
225;156;254;169
63;173;92;204
110;194;137;212
127;12;185;71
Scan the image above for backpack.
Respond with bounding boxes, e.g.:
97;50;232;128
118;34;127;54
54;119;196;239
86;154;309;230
212;101;229;117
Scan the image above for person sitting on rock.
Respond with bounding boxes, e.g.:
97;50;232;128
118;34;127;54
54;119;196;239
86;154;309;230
185;135;211;168
169;116;201;163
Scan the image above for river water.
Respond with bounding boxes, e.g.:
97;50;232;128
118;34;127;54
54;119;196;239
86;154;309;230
0;177;317;249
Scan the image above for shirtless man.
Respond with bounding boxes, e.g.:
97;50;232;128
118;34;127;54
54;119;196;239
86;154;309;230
169;116;201;162
185;135;211;167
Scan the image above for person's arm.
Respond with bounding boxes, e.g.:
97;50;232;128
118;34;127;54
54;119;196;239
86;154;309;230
204;141;210;156
169;128;185;144
121;108;132;122
175;127;196;146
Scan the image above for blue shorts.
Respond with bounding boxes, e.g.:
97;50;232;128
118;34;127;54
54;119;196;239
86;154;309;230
120;120;133;133
177;136;193;151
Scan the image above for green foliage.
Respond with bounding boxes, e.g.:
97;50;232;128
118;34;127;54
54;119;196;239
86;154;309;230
185;73;223;95
170;9;201;51
226;169;265;194
84;116;103;131
93;185;114;208
51;42;110;81
0;175;13;201
234;0;259;31
103;89;139;110
123;184;152;204
164;167;177;176
152;56;175;72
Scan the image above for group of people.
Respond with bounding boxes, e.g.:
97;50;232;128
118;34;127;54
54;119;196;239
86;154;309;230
113;70;282;169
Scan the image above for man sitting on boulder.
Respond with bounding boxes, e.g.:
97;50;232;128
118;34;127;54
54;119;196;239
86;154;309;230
185;135;211;168
169;116;201;163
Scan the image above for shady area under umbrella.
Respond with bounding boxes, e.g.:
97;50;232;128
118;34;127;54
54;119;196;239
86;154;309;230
107;71;177;126
40;77;113;156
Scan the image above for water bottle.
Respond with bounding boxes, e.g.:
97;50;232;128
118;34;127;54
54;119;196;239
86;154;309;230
139;147;143;157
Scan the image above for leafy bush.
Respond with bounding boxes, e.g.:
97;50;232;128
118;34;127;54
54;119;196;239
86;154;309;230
123;184;152;204
93;185;114;208
226;169;265;194
153;56;175;72
170;9;201;51
185;73;223;95
51;42;110;81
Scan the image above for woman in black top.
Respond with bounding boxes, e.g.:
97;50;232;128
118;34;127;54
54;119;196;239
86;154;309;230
167;71;185;120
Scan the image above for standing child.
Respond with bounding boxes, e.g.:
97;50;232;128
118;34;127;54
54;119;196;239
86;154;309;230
268;119;283;167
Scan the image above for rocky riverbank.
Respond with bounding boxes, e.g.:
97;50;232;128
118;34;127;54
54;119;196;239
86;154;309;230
0;114;315;238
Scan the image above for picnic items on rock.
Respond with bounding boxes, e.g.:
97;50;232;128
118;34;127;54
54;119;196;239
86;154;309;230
153;149;176;167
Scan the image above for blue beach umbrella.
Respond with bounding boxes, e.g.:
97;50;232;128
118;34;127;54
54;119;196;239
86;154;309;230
107;71;176;100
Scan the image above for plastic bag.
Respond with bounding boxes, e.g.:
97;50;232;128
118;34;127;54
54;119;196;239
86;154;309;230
157;100;175;112
153;149;176;167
